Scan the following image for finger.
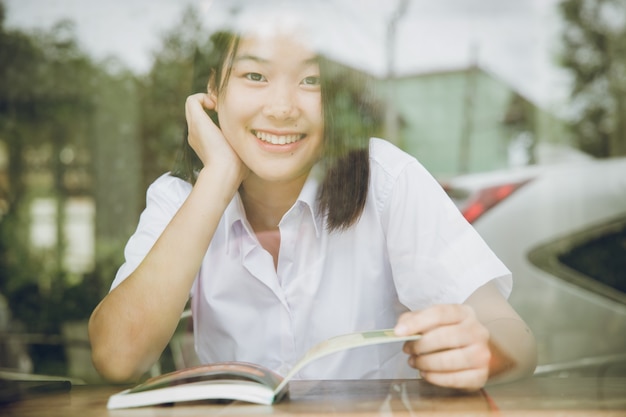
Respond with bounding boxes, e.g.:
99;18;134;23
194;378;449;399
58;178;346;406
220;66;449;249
185;93;214;121
403;318;489;355
200;92;217;112
420;367;489;392
395;304;475;337
184;94;224;162
409;342;491;373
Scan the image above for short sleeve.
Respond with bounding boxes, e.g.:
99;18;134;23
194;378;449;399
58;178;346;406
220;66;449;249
110;174;192;291
379;151;512;310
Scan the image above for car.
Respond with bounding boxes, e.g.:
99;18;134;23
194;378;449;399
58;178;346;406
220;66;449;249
440;154;626;377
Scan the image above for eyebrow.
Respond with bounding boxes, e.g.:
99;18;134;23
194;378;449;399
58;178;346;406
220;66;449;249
233;54;319;66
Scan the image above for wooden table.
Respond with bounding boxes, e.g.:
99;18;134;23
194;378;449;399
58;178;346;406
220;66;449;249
2;377;625;416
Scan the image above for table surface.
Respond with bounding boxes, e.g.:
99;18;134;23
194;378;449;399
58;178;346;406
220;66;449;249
2;376;626;417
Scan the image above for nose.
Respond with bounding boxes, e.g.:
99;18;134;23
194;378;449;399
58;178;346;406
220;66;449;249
263;83;299;120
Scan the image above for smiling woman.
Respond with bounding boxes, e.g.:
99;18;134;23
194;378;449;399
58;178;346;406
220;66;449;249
172;17;382;231
88;1;536;391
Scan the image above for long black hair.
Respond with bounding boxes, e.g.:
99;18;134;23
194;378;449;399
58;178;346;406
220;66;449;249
172;31;383;231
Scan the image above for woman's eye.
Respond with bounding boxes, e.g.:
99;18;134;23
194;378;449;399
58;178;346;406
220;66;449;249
302;76;321;86
245;72;265;82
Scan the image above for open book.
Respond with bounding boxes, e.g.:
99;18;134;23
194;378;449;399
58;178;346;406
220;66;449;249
107;328;420;409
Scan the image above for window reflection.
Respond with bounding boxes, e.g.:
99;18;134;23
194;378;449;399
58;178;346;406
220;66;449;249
0;0;624;382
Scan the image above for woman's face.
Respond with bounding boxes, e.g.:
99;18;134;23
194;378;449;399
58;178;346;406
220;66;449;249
213;32;324;185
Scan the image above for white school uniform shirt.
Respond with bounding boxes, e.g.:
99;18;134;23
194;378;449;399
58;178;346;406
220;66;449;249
112;138;512;379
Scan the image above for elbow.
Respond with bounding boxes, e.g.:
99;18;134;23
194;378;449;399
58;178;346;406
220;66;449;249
510;323;538;378
487;321;538;384
91;348;142;383
522;328;539;377
91;349;138;384
88;308;147;383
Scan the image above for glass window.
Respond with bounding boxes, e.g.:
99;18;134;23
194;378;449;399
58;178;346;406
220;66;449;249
529;216;626;305
2;0;625;386
558;220;626;296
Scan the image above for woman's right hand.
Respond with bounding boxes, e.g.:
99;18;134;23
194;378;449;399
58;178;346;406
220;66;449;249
185;93;248;187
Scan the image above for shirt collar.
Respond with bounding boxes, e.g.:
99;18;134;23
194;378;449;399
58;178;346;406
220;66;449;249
223;191;248;245
298;175;323;237
223;174;323;245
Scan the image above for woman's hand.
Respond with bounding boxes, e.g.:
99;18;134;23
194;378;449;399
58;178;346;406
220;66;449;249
185;93;248;186
394;304;491;391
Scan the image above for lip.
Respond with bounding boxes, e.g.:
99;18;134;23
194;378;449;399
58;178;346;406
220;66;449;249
252;129;306;146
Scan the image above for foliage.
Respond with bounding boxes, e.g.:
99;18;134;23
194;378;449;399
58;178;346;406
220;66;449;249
0;2;211;339
559;0;626;157
0;0;210;325
137;6;208;191
1;19;88;266
0;4;112;333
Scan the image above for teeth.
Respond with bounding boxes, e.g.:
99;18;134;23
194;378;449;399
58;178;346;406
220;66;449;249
255;131;303;145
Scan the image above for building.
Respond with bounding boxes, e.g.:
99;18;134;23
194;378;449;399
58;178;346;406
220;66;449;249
380;65;571;179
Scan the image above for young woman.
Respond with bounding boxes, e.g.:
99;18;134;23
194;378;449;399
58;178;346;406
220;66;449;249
89;5;537;391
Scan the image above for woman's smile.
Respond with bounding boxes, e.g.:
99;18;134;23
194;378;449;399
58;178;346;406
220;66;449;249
253;129;306;145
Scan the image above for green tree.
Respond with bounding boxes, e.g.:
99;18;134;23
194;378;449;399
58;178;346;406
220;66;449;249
559;0;626;157
0;0;162;375
0;4;135;341
0;2;43;295
0;6;103;374
1;17;95;294
137;6;208;191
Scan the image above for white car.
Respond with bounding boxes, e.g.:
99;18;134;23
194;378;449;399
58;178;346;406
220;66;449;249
440;155;626;376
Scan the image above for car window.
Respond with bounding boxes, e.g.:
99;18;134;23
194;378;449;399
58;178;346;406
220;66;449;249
558;220;626;295
528;215;626;305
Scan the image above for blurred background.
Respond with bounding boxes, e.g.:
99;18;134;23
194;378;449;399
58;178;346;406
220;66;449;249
0;0;624;384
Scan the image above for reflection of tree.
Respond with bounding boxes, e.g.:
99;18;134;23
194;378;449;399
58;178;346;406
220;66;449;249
503;94;537;167
1;17;94;291
137;7;206;192
559;0;626;157
384;0;409;145
0;3;207;344
0;9;100;375
0;4;138;354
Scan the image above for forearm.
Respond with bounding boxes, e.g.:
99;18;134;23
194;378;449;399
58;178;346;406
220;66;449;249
89;168;238;382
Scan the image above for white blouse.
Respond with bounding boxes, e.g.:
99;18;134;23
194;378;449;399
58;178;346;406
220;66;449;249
112;138;512;379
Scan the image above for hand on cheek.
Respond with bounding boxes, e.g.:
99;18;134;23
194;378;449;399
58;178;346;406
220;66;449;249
394;304;491;391
185;93;220;165
185;93;248;184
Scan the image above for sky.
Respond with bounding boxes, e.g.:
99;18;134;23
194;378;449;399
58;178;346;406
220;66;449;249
3;0;570;111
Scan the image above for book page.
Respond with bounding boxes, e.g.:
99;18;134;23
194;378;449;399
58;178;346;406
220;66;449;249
273;329;420;395
129;362;283;393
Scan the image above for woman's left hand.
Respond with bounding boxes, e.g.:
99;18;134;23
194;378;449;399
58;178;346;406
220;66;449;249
394;304;491;391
